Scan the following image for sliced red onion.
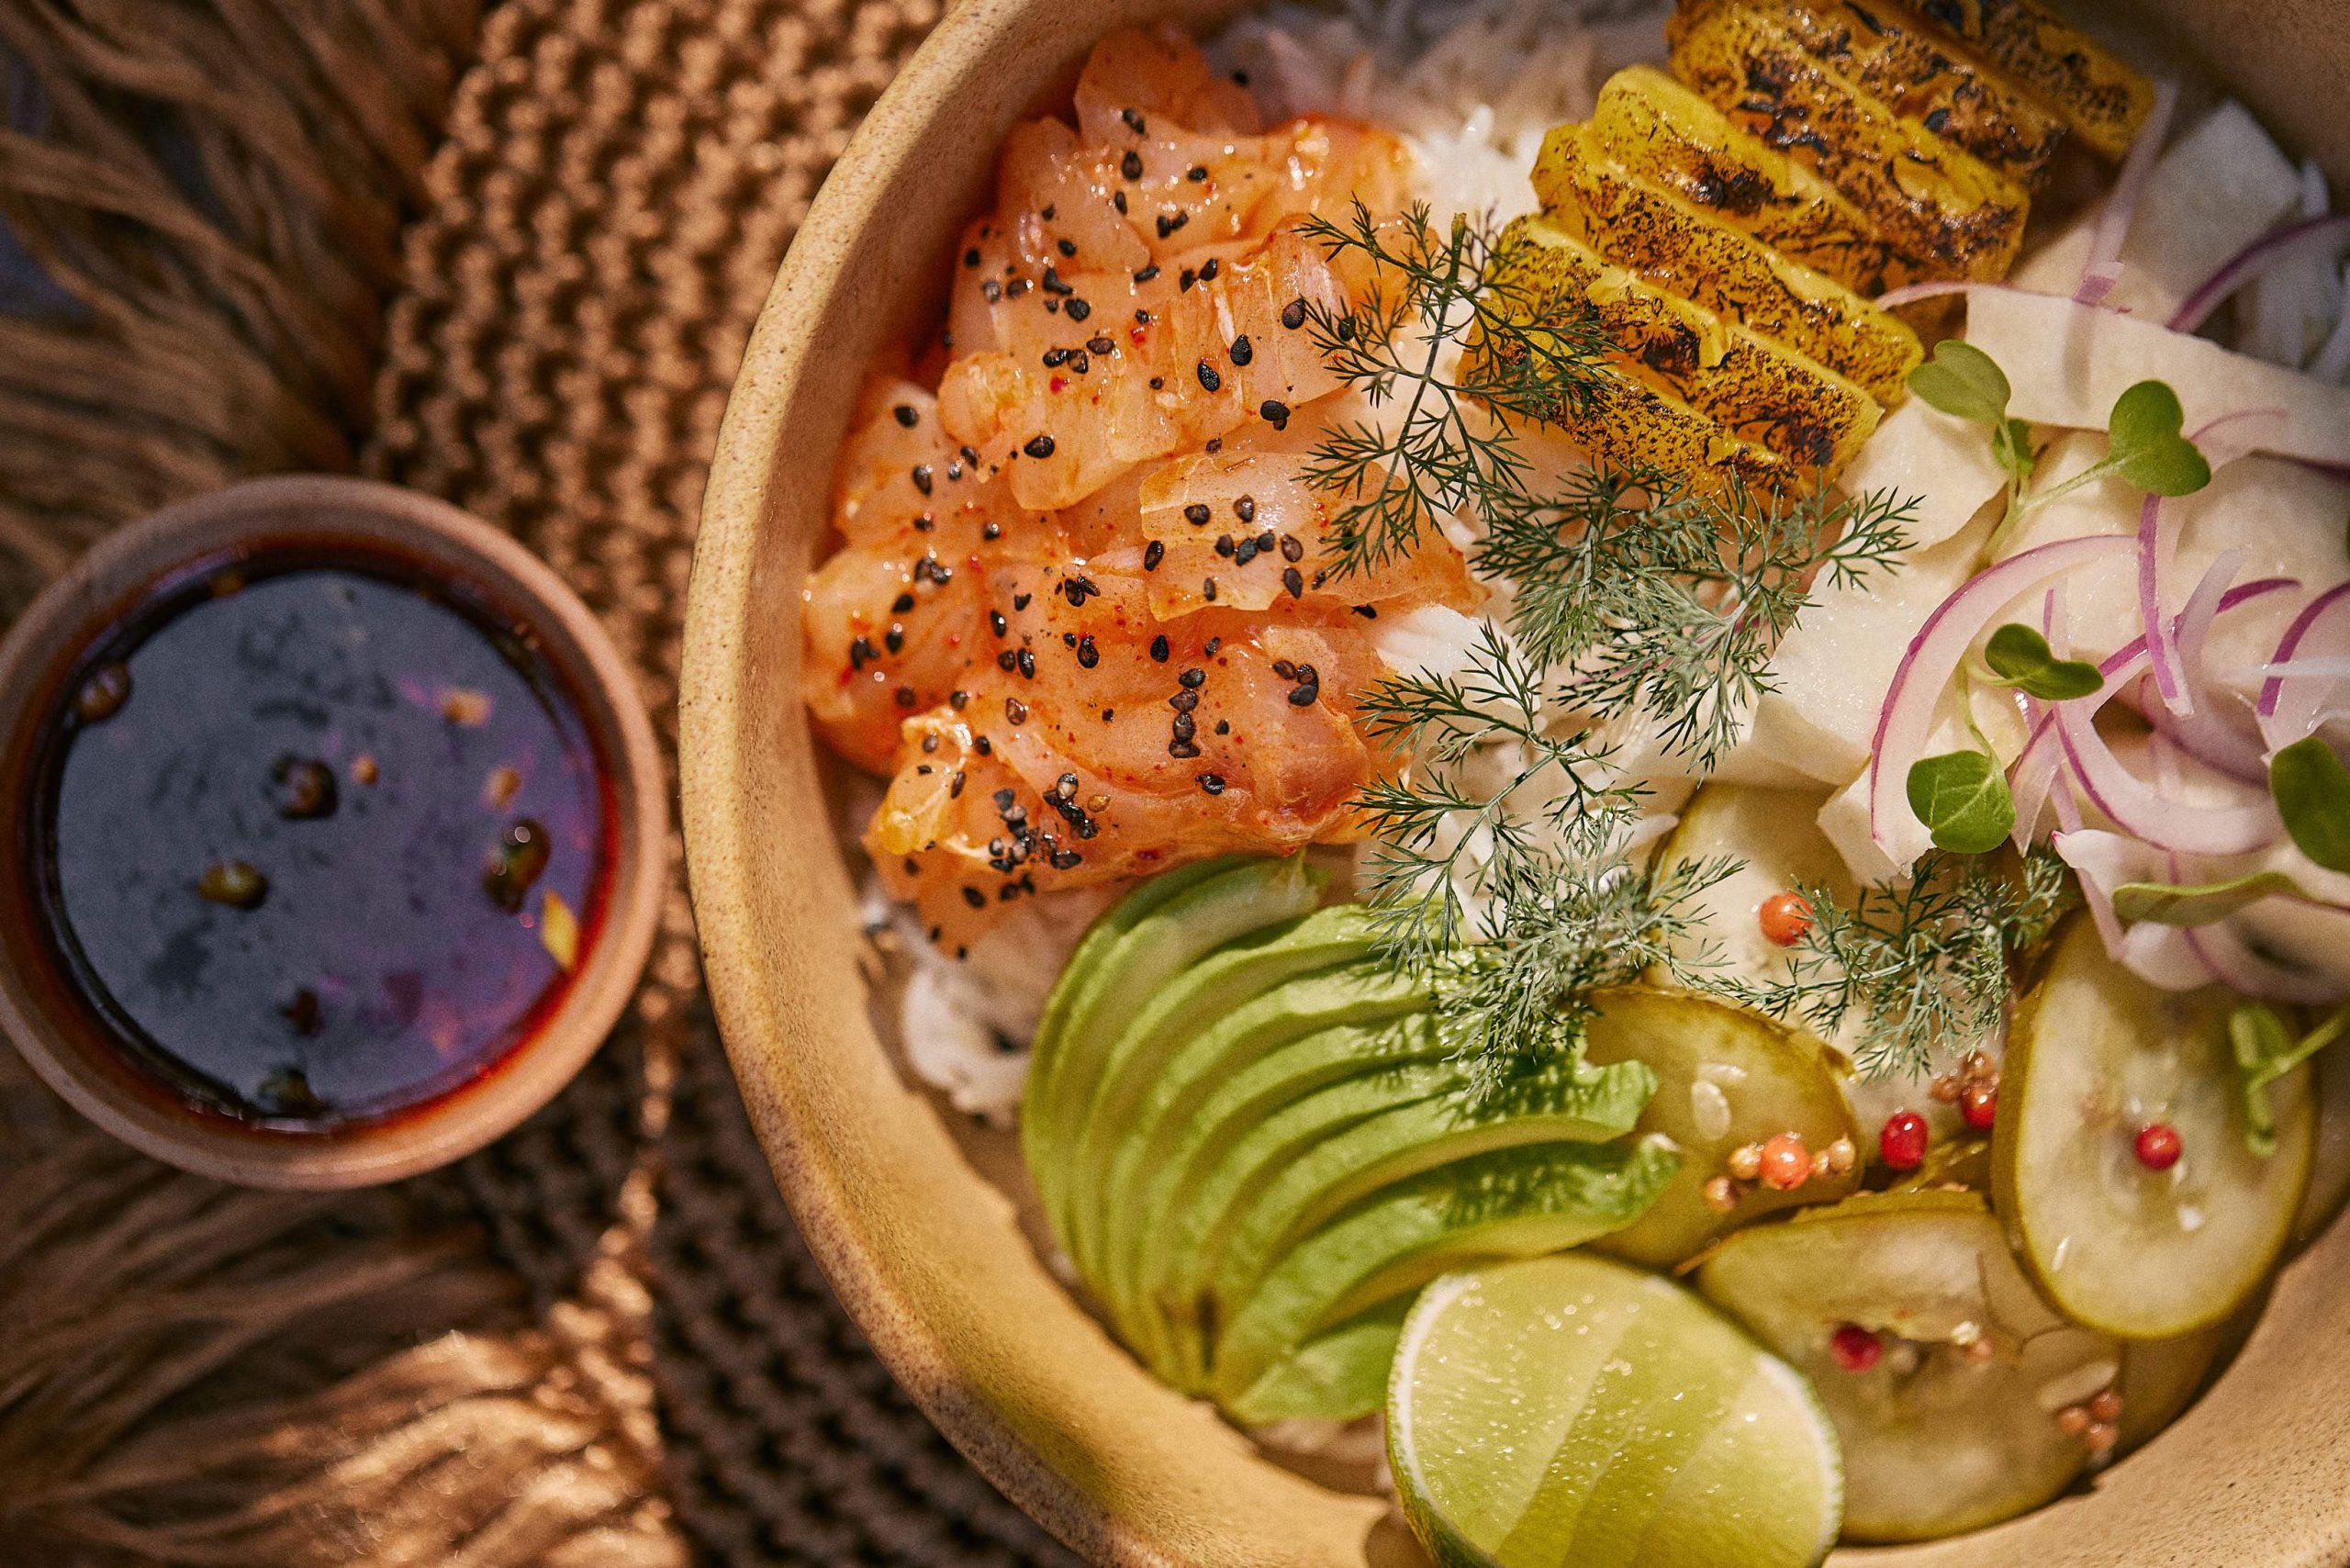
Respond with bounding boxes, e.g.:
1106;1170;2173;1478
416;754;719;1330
2136;492;2188;712
2256;655;2350;678
2053;828;2216;987
2169;212;2350;334
2053;697;2279;854
2257;580;2350;748
1869;279;1983;311
1869;537;2137;866
2181;910;2345;1003
2076;80;2178;308
2146;546;2278;783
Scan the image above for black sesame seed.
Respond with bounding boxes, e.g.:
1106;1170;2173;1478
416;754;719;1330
1017;648;1035;678
1041;265;1071;296
1187;164;1208;182
1088;335;1116;354
1169;738;1202;759
848;636;875;670
962;886;988;909
1179;267;1198;292
950;771;966;798
1122;149;1145;180
1042;347;1069;367
1280;534;1304;563
893;403;918;427
912;513;935;533
1170;689;1198;713
1281;297;1307;330
912;465;934;495
1204;637;1222;656
1198;773;1227;795
1289;682;1319;707
982;521;1001;541
1235;496;1255;523
1044;298;1061;314
1230;335;1253;366
1260;398;1289;429
990;610;1007;636
975;734;992;755
1122;107;1147;133
1058;238;1077;258
1198;257;1220;282
993;787;1017;811
1061;575;1099;606
1180;667;1206;689
983;279;1003;303
1051;847;1084;869
963;249;981;268
996;649;1018;671
1024;434;1057;459
1065;297;1091;321
1234;537;1260;566
1171;712;1196;741
1136;308;1153;324
1196;361;1222;392
1041;205;1056;220
1215;719;1230;734
1337;316;1356;342
893;592;917;613
1214;533;1236;557
1134;263;1159;284
1004;697;1028;724
1070;351;1091;375
1352;604;1379;619
1144;540;1165;571
1282;566;1305;599
1113;190;1129;214
1077;635;1100;669
920;730;938;753
895;685;918;709
1203;577;1218;600
885;626;905;654
1150;634;1170;663
1149;376;1166;389
1013;592;1032;610
1183;503;1211;526
949;689;970;709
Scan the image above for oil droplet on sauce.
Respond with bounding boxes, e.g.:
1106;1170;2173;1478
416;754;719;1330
33;555;610;1129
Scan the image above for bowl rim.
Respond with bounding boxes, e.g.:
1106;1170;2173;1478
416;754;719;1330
0;473;669;1189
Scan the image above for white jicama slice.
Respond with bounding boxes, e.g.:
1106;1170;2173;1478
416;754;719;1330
2009;101;2300;321
1996;919;2314;1339
1746;508;1998;787
1833;400;2009;555
1964;288;2350;465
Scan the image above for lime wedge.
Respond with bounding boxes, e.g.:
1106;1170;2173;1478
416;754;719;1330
1389;1254;1841;1568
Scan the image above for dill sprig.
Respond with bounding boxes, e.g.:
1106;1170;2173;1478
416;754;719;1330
1295;199;1610;577
1428;843;1740;1101
1483;465;1916;767
1733;848;2074;1080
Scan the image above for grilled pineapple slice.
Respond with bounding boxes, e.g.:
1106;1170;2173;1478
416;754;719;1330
1583;66;1945;297
1495;216;1881;476
1879;0;2154;160
1673;0;2068;185
1472;248;1795;491
1538;124;1921;403
1668;4;2030;285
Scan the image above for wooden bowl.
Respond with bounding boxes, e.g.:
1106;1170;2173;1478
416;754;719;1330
0;476;667;1189
680;3;2350;1562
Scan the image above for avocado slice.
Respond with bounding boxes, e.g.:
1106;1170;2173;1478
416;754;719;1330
1061;903;1382;1282
1216;1295;1416;1429
1023;856;1324;1236
1208;1052;1659;1321
1096;968;1438;1363
1212;1136;1682;1423
1140;1041;1460;1387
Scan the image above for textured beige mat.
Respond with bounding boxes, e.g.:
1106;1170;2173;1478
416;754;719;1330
0;0;1075;1559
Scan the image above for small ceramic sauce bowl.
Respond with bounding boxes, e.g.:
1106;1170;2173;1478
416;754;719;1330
0;476;666;1188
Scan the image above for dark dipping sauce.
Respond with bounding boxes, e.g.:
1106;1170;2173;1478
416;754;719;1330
26;548;611;1131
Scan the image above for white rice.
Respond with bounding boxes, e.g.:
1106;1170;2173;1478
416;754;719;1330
885;0;1642;1124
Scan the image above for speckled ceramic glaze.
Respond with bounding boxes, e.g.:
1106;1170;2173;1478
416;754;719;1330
680;3;2350;1562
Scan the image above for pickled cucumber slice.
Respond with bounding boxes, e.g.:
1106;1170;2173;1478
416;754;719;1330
1996;919;2313;1338
1697;1191;2121;1541
1390;1255;1841;1568
1534;125;1922;403
1582;986;1860;1267
1491;216;1883;477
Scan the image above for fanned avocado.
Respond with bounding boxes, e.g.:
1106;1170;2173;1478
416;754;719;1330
1024;856;1324;1237
1101;972;1440;1366
1213;1137;1682;1423
1061;902;1382;1282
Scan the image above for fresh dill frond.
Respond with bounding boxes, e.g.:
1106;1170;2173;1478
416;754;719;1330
1353;622;1639;963
1296;199;1611;578
1482;465;1916;767
1429;841;1740;1102
1735;847;2075;1080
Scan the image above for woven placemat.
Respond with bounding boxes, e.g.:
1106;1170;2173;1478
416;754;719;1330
369;0;1078;1559
0;0;1080;1560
